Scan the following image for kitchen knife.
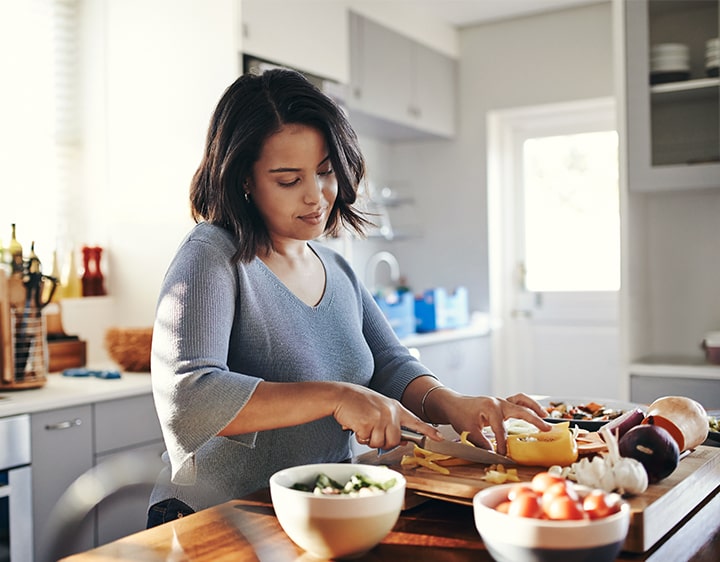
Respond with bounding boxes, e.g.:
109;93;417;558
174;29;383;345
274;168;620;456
392;427;517;465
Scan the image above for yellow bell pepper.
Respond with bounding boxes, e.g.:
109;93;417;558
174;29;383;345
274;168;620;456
507;421;578;467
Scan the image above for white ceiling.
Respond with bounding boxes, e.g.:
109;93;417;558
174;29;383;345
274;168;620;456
410;0;605;27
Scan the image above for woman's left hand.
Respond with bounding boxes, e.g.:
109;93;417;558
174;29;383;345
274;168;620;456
441;392;551;456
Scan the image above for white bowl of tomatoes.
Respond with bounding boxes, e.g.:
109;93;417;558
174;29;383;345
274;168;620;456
473;472;630;562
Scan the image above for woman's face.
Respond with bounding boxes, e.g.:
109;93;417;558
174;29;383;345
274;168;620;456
250;124;337;245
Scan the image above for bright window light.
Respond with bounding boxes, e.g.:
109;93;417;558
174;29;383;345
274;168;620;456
522;130;620;292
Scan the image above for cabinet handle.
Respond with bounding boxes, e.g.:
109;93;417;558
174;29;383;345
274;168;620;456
45;418;82;431
353;87;362;99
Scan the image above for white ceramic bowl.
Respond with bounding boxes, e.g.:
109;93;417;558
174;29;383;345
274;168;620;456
473;483;630;562
269;463;405;559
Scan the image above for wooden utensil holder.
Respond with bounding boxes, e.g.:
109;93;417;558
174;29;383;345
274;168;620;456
1;303;48;390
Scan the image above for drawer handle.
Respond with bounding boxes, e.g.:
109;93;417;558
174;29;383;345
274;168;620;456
45;418;82;430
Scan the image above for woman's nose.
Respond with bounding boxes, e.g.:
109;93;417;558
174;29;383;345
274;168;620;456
303;176;324;203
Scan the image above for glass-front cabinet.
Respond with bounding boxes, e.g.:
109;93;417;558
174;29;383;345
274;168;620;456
622;0;720;191
617;0;720;408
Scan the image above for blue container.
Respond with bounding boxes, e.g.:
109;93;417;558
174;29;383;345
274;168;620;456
374;291;416;338
414;287;470;333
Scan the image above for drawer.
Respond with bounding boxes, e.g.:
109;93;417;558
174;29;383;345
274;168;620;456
94;394;162;455
630;375;720;410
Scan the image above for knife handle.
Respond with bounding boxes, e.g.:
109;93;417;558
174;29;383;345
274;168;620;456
399;428;425;446
377;428;426;456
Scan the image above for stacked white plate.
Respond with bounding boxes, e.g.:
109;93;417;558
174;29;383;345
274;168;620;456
650;43;690;84
707;37;719;77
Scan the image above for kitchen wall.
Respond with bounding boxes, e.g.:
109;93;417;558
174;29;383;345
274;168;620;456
76;0;240;327
69;0;614;369
377;1;614;396
384;2;614;315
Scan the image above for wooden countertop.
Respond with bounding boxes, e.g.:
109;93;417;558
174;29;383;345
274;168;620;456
60;484;720;562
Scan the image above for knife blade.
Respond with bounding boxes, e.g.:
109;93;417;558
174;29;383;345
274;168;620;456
392;427;516;465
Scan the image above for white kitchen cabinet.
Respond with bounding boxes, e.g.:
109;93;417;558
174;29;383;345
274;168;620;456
31;405;95;562
410;337;491;397
621;0;720;191
630;372;720;407
241;0;349;83
347;12;457;140
30;394;164;561
616;0;720;407
93;394;164;546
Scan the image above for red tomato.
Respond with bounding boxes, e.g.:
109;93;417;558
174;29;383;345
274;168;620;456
508;490;544;519
583;490;621;519
541;480;577;508
495;500;511;514
544;495;587;520
507;484;534;501
530;472;566;494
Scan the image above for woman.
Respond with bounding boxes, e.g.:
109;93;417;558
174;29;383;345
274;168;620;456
147;69;550;527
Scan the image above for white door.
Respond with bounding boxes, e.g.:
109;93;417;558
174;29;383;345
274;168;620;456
488;98;623;400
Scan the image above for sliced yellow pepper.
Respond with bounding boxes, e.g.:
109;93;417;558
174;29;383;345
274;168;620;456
506;421;578;467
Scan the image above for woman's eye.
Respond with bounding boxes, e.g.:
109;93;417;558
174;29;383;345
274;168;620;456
318;168;334;177
278;178;300;187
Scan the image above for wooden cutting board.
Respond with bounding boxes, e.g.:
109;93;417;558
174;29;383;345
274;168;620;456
359;443;720;553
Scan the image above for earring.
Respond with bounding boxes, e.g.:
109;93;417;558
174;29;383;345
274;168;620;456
244;191;250;203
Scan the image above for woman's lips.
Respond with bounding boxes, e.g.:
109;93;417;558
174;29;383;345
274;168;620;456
299;210;326;225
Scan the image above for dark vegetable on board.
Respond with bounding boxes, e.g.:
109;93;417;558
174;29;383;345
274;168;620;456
601;408;645;442
618;424;680;483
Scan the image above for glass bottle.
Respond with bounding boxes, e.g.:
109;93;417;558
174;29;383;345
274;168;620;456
45;249;62;303
8;223;23;275
60;247;82;299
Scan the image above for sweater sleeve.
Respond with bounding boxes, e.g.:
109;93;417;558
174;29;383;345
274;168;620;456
151;230;262;485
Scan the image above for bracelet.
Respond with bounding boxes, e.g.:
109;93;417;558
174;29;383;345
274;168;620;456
420;384;444;423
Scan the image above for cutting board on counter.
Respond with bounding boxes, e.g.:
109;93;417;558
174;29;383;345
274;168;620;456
359;443;720;553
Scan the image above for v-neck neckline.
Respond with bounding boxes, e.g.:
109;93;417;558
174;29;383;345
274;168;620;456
255;243;329;310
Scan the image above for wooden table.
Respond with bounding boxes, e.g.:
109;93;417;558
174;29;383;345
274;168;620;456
60;483;720;562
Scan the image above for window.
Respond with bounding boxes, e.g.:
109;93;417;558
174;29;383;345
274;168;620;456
523;130;620;292
0;0;79;266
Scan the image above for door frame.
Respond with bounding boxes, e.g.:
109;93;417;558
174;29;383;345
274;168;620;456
487;97;617;397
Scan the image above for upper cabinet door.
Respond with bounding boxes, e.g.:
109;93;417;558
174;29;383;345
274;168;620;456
414;42;457;139
241;0;349;83
622;0;720;191
348;13;413;122
348;12;457;140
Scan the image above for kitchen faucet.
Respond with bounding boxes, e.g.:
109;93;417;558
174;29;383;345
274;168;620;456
365;251;400;294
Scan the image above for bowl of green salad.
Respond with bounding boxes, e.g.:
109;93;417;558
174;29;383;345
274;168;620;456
269;463;406;559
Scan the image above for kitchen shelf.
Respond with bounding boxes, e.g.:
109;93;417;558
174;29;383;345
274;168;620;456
651;77;719;100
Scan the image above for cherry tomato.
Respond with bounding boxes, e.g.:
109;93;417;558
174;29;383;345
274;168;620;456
544;495;587;520
508;490;544;519
495;500;511;514
530;472;566;494
541;480;577;508
583;490;621;519
507;484;533;501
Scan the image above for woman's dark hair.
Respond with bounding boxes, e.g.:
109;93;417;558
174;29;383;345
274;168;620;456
190;68;371;263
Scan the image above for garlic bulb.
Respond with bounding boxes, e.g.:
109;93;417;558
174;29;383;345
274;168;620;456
569;424;648;496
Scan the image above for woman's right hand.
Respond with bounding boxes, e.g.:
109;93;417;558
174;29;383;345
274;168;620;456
332;383;443;450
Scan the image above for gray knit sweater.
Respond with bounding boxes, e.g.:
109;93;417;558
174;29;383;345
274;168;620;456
149;222;432;511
